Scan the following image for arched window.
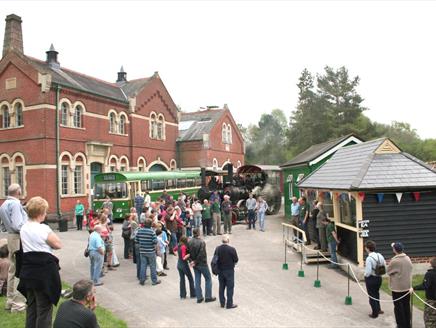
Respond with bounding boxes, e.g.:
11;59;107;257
60;154;71;195
74;156;84;194
15;103;23;127
14;156;24;190
119;114;126;135
170;159;177;171
1;157;11;197
61;102;69;126
137;157;146;172
73;105;82;128
212;158;218;170
109;112;116;133
150;113;157;139
109;157;118;172
222;124;227;143
227;124;232;144
2;105;10;128
120;157;129;172
157;114;165;140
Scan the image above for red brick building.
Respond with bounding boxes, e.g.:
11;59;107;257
177;106;245;170
0;14;244;215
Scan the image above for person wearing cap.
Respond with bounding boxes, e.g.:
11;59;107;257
414;257;436;328
221;195;232;234
387;241;413;328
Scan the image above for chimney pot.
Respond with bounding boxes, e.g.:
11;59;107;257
2;14;24;57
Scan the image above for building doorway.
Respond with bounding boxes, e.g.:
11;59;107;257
149;163;167;172
90;162;103;189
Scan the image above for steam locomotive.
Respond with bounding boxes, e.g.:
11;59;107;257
198;164;282;224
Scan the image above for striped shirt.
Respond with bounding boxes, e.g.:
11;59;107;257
135;227;157;254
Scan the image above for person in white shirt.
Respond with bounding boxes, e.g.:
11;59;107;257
364;240;386;319
19;196;62;328
245;193;257;230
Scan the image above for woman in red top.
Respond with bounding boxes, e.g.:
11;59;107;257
177;236;195;299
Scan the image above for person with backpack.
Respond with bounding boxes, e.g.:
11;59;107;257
213;235;238;309
364;240;386;319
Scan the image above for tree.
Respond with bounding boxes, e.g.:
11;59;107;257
244;109;289;165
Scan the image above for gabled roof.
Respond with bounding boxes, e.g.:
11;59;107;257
298;138;436;191
280;134;363;168
25;56;153;103
178;109;225;142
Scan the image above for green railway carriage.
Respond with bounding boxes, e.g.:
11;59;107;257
92;170;201;220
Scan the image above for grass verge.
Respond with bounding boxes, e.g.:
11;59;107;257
380;274;425;311
0;282;127;328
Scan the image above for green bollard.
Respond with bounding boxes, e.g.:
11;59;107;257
345;296;352;305
314;280;321;288
282;263;288;270
298;270;305;277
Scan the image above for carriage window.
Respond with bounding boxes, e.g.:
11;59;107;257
94;182;128;199
177;179;186;188
195;177;201;187
141;180;151;192
166;179;175;188
186;178;194;187
152;179;165;191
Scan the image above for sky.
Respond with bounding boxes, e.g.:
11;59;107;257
2;1;436;138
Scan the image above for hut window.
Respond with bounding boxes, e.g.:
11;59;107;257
287;175;293;199
339;193;356;227
322;193;334;218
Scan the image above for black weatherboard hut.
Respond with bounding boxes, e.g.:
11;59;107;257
298;138;436;266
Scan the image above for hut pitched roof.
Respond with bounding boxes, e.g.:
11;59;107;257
298;138;436;191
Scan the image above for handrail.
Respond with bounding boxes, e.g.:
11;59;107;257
282;222;307;243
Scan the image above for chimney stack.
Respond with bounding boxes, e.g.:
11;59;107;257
46;44;60;68
3;14;24;57
116;66;127;83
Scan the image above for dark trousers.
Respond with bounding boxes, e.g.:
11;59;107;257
203;218;212;235
392;291;411;328
123;237;132;259
219;269;235;308
177;261;195;298
76;215;83;230
247;209;255;229
163;252;168;269
26;288;53;328
365;275;382;316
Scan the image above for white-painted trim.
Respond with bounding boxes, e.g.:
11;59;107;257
26;164;57;170
23;104;56;111
83;112;109;120
308;136;363;166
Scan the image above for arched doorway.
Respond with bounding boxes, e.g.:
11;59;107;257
149;163;167;172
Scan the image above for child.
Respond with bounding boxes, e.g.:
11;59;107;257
0;239;9;296
156;229;167;277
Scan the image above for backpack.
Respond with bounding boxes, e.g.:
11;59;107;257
211;253;220;276
372;253;386;276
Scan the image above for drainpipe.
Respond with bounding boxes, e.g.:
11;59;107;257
55;84;62;220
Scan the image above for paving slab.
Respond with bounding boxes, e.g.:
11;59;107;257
2;213;424;327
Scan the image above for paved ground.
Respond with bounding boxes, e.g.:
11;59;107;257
3;213;425;327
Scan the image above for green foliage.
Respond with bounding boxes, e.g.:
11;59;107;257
242;66;436;165
245;109;289;165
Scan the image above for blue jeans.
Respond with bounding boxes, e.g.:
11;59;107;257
170;232;178;253
194;214;202;228
135;243;141;279
247;209;255;229
177;260;196;298
89;250;104;284
258;211;265;231
194;265;212;300
218;269;235;308
328;240;338;267
139;253;158;284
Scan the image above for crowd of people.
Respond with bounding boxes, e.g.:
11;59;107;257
2;182;436;327
83;189;246;308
